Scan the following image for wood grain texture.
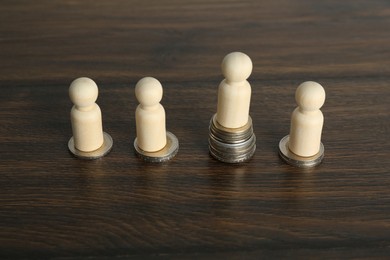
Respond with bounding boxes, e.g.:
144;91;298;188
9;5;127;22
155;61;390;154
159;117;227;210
0;0;389;258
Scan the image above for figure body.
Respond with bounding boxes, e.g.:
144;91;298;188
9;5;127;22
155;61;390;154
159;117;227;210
135;77;166;152
69;77;104;152
216;52;253;129
288;81;326;157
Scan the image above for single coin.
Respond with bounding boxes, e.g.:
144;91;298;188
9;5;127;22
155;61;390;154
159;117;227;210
134;131;179;163
212;113;252;134
68;132;113;160
278;135;324;168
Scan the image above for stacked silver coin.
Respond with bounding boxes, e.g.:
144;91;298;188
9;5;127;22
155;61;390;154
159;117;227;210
208;114;256;163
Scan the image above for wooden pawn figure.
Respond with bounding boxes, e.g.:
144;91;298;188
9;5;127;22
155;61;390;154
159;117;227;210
68;77;112;159
288;81;326;157
216;52;253;129
69;77;104;152
135;77;166;152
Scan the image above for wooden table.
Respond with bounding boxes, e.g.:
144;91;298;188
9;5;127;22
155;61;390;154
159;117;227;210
1;1;389;258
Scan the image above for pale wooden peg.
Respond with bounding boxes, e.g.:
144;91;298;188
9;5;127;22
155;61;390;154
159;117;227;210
135;77;167;152
288;81;326;157
69;77;104;152
216;52;253;129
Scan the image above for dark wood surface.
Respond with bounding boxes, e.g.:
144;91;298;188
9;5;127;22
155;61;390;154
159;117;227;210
1;0;389;258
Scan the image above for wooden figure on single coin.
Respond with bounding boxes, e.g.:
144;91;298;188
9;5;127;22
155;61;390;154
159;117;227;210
279;81;326;168
68;77;113;159
133;77;179;163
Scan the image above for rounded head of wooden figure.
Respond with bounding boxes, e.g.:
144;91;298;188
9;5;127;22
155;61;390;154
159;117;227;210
295;81;326;111
221;52;253;83
135;77;163;107
69;77;98;108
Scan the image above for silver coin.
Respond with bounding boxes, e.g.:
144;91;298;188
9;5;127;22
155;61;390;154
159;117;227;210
278;135;324;168
134;131;179;163
211;114;252;134
68;132;113;160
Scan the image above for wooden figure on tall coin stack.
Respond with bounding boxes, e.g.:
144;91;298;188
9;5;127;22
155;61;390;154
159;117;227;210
68;77;113;159
279;81;326;168
133;77;179;162
208;52;256;163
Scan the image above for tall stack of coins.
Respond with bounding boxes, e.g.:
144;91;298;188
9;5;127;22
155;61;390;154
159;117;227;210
208;114;256;163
